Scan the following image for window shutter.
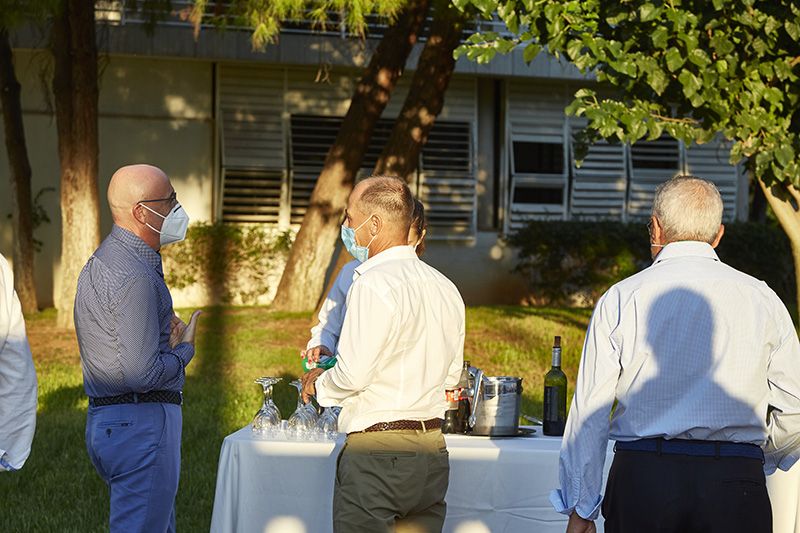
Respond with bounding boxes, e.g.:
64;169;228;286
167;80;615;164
569;124;627;220
627;136;681;219
684;138;740;221
419;121;475;238
218;65;287;223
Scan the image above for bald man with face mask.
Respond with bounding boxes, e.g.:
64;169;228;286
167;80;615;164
74;164;201;533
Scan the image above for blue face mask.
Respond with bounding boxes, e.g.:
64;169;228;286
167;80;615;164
341;215;376;262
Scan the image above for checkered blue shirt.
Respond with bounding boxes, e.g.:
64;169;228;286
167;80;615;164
74;225;194;398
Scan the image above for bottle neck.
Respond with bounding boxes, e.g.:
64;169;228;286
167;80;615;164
551;347;562;368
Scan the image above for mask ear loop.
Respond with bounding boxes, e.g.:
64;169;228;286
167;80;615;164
354;214;378;249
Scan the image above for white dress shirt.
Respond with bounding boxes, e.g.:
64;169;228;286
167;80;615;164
0;254;38;471
315;245;465;434
551;241;800;520
306;260;359;352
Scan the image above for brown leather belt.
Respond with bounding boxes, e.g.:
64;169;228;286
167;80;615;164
353;418;443;434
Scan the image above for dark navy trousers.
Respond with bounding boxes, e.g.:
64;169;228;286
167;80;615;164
86;402;182;533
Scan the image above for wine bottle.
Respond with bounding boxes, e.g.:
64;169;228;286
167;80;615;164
543;336;567;436
456;361;471;433
442;388;460;434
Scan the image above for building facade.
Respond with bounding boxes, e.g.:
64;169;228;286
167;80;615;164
0;4;747;307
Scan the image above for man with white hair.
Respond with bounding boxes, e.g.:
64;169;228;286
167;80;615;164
301;176;465;532
74;164;201;532
552;175;800;533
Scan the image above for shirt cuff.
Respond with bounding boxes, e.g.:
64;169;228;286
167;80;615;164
174;342;195;366
0;451;17;472
549;489;602;520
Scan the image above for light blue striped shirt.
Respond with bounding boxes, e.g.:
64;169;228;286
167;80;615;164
551;241;800;519
74;225;194;398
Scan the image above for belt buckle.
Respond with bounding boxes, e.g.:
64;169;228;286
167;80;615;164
132;392;140;404
179;391;184;406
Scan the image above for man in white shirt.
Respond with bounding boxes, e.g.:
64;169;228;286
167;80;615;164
0;253;37;472
302;199;427;363
553;175;800;533
302;176;465;533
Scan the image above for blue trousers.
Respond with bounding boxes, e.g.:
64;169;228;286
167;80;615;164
86;402;182;533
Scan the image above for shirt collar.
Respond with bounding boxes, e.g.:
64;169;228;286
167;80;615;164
653;241;720;265
110;225;163;276
354;245;417;278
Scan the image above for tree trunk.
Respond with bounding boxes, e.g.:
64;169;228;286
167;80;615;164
373;0;468;182
0;29;38;314
758;178;800;327
51;0;100;329
271;0;431;312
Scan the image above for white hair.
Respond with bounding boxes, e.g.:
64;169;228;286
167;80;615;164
652;175;723;244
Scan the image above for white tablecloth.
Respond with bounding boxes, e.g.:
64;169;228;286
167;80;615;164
210;426;614;533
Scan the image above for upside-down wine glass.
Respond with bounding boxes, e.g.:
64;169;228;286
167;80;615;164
287;379;319;439
252;377;283;438
315;406;342;440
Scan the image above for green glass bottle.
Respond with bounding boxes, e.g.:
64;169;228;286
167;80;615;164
543;336;567;436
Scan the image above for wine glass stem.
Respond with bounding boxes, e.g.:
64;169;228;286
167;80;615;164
263;386;273;408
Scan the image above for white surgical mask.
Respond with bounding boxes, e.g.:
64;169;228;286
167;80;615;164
139;202;190;246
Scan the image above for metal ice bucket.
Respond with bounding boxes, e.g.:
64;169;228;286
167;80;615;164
467;369;523;436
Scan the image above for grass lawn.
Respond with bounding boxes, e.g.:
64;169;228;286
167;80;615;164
0;305;592;532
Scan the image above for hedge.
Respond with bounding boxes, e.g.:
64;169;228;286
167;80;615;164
509;220;796;310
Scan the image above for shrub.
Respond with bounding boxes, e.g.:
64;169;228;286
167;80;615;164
510;220;796;309
161;222;293;305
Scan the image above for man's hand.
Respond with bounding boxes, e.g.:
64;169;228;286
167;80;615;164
169;310;202;348
566;512;595;533
180;310;202;346
300;345;332;364
169;313;187;349
301;368;325;404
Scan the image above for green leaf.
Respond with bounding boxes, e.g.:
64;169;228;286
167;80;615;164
785;21;800;41
646;120;664;140
665;47;685;72
651;26;669;49
574;88;596;99
639;3;661;22
752;37;767;55
715;59;728;74
648;67;669;95
566;38;584;60
678;70;702;97
688;49;711;67
494;39;516;54
775;144;794;167
523;43;542;63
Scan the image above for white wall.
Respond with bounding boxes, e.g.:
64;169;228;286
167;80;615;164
0;51;214;307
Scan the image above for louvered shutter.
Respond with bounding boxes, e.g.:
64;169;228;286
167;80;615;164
685;138;740;221
569;123;627;220
218;65;286;223
627;137;681;219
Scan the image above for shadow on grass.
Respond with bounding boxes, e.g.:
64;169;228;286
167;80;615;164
484;305;593;332
0;383;108;533
178;304;232;530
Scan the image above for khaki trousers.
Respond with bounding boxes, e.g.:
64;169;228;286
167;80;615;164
333;429;450;533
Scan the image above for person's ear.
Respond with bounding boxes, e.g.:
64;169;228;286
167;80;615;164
650;216;664;245
711;224;725;248
370;214;382;236
132;203;147;225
